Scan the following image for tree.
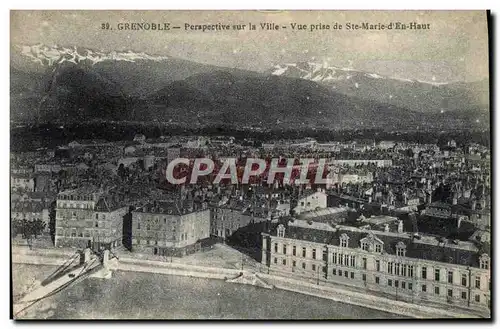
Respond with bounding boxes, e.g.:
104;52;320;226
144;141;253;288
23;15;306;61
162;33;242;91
12;218;46;247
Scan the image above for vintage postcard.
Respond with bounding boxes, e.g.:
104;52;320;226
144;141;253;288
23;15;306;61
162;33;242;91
10;10;490;320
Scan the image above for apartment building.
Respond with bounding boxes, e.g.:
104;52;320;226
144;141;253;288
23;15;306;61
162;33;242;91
131;201;210;256
55;187;128;249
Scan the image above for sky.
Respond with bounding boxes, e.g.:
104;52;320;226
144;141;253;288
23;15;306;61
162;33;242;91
10;10;490;83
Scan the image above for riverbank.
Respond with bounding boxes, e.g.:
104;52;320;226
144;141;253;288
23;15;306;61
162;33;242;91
12;246;485;319
13;264;404;319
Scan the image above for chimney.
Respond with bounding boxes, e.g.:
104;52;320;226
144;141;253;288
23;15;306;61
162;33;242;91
397;220;404;233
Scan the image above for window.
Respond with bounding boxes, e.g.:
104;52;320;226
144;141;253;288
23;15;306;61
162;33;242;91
388;262;394;274
480;255;489;270
323;250;328;261
422;284;427;292
475;277;481;289
164;218;166;224
350;255;356;267
395;263;400;276
435;269;440;281
461;291;467;300
340;233;349;248
434;286;440;295
376;260;380;272
312;249;316;260
448;271;453;284
362;274;366;281
339;270;343;276
95;222;99;228
475;294;480;303
344;271;348;278
408;283;413;290
395;280;399;288
462;274;467;286
332;252;337;264
302;247;306;258
351;272;354;279
402;264;407;277
408;265;414;277
375;244;382;253
283;245;287;255
396;242;406;257
274;258;277;264
274;243;278;253
302;262;306;269
293;246;296;256
361;242;369;251
362;258;367;270
312;264;316;271
388;279;393;287
277;224;285;238
375;276;380;284
282;259;286;266
422;267;427;279
344;254;349;266
292;260;296;267
332;269;336;275
448;289;453;297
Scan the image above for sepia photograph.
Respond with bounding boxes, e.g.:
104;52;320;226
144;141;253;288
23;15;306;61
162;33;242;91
9;9;491;320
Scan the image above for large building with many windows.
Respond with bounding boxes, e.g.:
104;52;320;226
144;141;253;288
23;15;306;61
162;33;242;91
131;200;210;256
55;187;129;249
262;218;490;314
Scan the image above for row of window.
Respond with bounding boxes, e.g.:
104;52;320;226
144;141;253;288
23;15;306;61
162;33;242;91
273;236;406;257
274;251;488;290
421;285;482;302
421;267;484;288
136;217;179;226
387;262;414;277
387;278;413;290
272;258;489;299
274;258;322;272
332;253;356;268
58;203;94;210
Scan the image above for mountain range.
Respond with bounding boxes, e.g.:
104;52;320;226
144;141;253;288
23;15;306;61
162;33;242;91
10;44;489;130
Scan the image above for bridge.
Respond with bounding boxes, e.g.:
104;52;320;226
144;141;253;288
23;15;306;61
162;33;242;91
13;248;114;318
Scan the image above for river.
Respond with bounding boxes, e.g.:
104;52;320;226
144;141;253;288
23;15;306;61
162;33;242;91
13;264;404;319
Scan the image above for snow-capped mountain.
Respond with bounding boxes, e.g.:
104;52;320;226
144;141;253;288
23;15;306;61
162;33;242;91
18;44;169;67
268;62;488;114
271;62;387;83
270;62;448;86
10;45;488;129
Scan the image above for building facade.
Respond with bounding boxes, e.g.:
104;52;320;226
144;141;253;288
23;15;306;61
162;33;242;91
294;190;327;215
54;188;128;249
131;201;210;256
262;219;490;314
